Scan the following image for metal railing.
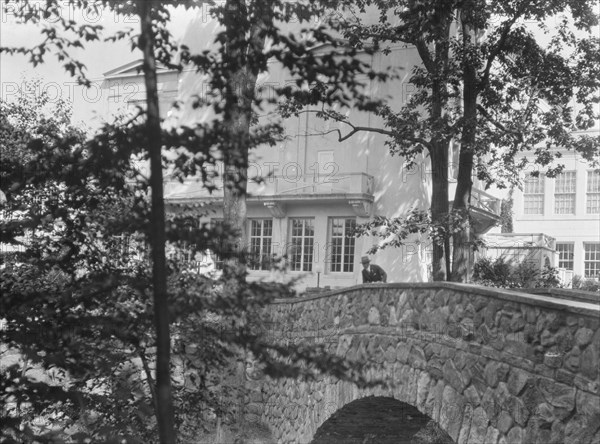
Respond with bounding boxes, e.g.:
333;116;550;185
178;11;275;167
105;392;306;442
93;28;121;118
164;172;374;201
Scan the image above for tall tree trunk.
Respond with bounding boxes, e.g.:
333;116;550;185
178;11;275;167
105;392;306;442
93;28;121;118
217;3;265;440
139;2;176;442
430;138;450;281
452;12;478;282
220;0;265;279
221;62;252;276
414;7;452;281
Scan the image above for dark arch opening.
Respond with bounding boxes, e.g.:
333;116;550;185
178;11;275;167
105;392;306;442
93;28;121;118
310;396;454;444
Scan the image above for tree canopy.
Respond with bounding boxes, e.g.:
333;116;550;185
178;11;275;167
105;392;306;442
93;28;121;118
1;1;384;441
284;0;600;281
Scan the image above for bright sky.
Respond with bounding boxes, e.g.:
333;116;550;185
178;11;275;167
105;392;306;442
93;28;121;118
1;2;598;131
0;2;191;129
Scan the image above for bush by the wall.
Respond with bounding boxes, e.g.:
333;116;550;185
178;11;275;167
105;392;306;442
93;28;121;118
571;275;600;293
472;257;561;289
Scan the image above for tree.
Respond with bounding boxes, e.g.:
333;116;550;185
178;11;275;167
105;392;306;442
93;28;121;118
287;0;600;281
1;83;161;441
449;0;599;281
2;2;382;442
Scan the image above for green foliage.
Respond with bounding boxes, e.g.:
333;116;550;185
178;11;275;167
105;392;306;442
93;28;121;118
284;0;600;280
354;208;485;254
472;256;561;289
1;1;385;440
571;275;600;293
500;194;513;233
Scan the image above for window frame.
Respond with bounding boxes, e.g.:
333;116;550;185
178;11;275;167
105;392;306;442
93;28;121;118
584;243;600;279
554;171;576;214
248;218;273;271
586;170;600;214
523;174;545;215
328;217;357;273
209;218;225;270
555;242;574;271
288;218;315;272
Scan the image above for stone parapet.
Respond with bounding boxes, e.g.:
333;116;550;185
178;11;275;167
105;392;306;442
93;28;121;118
252;283;600;443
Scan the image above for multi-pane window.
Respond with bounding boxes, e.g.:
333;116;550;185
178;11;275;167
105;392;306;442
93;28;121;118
584;243;600;279
109;234;131;257
209;219;225;270
289;219;314;271
556;243;574;271
249;219;273;271
554;171;576;214
523;174;544;215
329;218;356;272
587;170;600;214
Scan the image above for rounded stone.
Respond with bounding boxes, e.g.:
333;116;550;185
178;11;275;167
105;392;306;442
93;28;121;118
507;426;525;443
497;410;513;434
580;344;600;380
564;347;581;372
575;328;594;347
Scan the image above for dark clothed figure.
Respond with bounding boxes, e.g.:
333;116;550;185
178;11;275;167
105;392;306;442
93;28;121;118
361;256;387;283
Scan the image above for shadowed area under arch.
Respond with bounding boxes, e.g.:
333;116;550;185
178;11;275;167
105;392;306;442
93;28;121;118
310;396;454;444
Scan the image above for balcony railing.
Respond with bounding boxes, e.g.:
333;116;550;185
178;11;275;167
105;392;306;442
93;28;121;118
164;172;374;202
448;182;502;216
471;188;501;216
252;172;373;196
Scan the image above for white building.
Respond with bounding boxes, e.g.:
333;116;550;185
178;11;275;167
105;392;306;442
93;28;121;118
96;9;535;291
154;11;501;290
511;146;600;280
101;60;180;120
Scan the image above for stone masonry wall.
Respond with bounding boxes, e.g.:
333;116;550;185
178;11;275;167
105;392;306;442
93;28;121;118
248;283;600;444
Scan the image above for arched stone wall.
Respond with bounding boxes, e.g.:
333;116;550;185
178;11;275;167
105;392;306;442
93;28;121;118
311;396;452;443
250;283;600;444
256;359;491;443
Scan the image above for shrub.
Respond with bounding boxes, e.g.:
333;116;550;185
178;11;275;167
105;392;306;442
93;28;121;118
472;257;561;289
571;275;600;292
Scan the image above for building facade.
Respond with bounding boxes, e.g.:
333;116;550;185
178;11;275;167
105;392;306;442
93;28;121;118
101;60;180;120
102;11;502;290
511;147;600;280
159;10;501;290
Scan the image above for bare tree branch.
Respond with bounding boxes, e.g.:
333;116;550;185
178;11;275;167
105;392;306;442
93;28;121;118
415;39;436;73
479;1;533;90
138;347;158;411
477;104;523;142
295;108;432;148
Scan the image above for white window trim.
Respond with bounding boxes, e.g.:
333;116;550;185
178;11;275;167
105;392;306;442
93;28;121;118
288;218;314;272
328;217;357;273
554;171;576;215
248;218;273;271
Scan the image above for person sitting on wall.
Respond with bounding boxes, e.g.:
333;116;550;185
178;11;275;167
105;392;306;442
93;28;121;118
361;255;387;283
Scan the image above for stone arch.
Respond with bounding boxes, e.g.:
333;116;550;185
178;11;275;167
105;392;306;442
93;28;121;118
262;284;600;443
310;396;454;444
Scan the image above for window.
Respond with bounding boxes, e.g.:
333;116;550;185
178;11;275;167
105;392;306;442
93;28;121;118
584;243;600;279
556;243;574;270
289;219;314;271
109;234;130;257
329;218;356;272
523;174;544;215
209;219;225;270
249;219;273;271
108;234;140;265
554;171;576;214
587;170;600;214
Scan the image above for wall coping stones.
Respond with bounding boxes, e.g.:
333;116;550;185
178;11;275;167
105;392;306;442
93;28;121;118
515;287;600;304
274;283;600;317
259;283;600;443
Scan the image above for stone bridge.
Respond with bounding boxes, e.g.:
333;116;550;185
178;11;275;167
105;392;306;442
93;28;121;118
243;283;600;444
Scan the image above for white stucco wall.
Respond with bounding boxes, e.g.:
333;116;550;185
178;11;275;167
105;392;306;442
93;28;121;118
164;8;436;290
512;149;600;278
